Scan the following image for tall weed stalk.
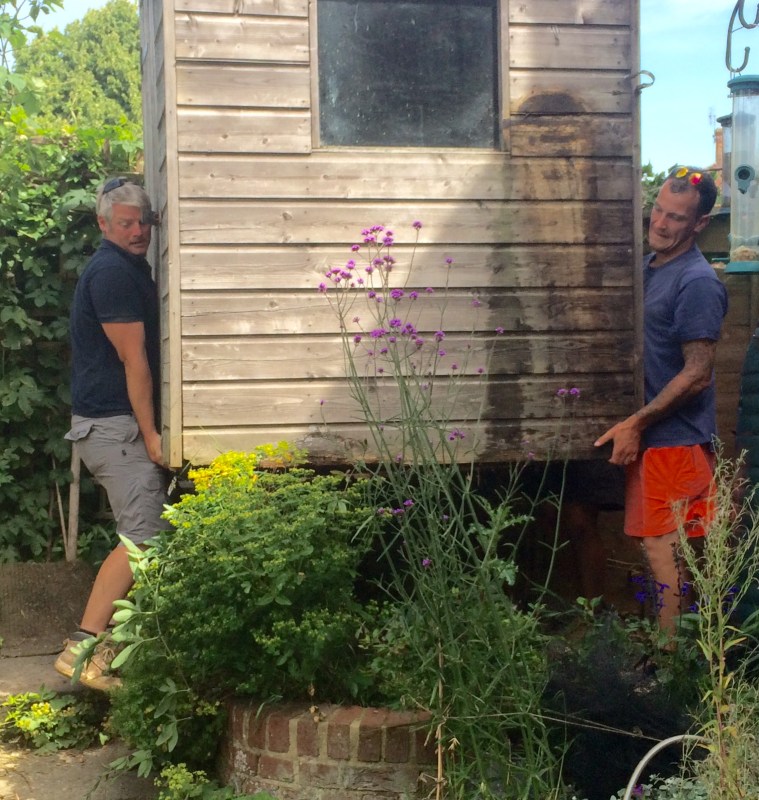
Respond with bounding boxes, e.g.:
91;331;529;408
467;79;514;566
321;224;566;799
677;451;759;798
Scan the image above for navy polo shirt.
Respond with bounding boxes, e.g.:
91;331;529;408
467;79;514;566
642;246;728;448
70;240;160;418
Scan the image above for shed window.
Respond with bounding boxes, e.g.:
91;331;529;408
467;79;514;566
317;0;499;148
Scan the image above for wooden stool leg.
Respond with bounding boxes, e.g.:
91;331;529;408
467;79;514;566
64;443;81;563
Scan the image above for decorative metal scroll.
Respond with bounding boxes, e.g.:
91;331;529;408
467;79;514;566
727;1;759;73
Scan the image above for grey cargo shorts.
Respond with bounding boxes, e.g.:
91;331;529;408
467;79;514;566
65;415;169;544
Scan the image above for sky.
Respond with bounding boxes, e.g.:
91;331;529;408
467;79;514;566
33;0;758;176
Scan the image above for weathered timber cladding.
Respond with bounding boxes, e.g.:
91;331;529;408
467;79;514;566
140;0;641;467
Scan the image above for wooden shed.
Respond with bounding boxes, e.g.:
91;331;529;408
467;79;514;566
138;0;642;468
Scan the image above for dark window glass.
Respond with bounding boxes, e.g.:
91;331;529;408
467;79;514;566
317;0;499;148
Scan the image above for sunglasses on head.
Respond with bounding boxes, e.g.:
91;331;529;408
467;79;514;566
101;177;160;225
672;166;703;185
102;176;131;194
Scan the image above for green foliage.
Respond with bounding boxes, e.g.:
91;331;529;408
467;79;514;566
0;688;107;751
0;113;141;561
642;161;667;219
108;444;378;774
12;0;141;134
155;764;276;800
611;773;708;800
1;0;63;116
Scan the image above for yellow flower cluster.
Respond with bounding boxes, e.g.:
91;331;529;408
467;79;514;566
188;442;305;493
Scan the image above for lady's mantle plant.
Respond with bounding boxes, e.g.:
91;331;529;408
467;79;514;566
108;443;377;775
320;225;566;800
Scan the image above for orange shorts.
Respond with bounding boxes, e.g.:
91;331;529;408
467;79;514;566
624;444;716;538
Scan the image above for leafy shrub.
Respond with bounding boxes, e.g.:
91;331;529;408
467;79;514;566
0;688;107;751
109;443;378;772
0;111;141;561
155;763;275;800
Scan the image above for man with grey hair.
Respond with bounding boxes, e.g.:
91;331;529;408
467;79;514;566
55;177;167;690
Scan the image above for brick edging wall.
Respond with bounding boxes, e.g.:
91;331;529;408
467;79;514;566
218;702;437;799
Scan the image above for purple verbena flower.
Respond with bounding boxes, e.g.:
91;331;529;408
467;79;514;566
390;288;404;300
422;558;432;569
412;220;423;230
495;326;504;334
434;330;445;342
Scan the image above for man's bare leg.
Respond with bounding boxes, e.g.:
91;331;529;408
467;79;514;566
79;544;134;634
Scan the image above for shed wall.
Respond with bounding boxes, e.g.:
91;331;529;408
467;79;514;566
140;0;641;467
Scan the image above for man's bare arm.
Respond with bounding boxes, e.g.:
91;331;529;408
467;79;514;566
594;339;717;465
102;321;164;466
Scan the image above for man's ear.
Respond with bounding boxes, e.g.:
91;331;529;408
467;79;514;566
694;214;711;234
96;214;108;233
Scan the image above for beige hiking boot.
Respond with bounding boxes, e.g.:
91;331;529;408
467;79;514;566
54;635;123;692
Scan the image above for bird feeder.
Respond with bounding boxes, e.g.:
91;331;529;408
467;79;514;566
726;75;759;272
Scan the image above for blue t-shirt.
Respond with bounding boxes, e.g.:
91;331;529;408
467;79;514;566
70;240;160;418
643;246;728;448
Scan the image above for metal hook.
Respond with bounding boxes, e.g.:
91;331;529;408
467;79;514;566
631;70;655;95
726;1;759;74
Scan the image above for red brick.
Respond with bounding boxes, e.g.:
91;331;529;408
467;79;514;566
296;714;319;757
257;754;294;782
384;725;410;763
299;760;343;788
245;709;266;750
327;706;361;760
328;705;364;725
226;701;246;744
342;763;421;793
243;750;260;775
414;726;438;765
357;723;382;762
267;710;292;753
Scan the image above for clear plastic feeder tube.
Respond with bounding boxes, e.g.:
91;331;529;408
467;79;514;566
728;75;759;269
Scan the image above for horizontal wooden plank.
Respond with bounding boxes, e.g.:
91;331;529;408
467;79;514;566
177;63;310;108
177;154;633;201
179;201;633;246
181;289;634;336
177;108;311;153
509;115;633;158
179;244;635;291
175;0;308;15
182;332;635;381
508;0;633;26
511;70;632;115
182;374;633;428
175;14;309;62
180;416;630;466
509;26;631;70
